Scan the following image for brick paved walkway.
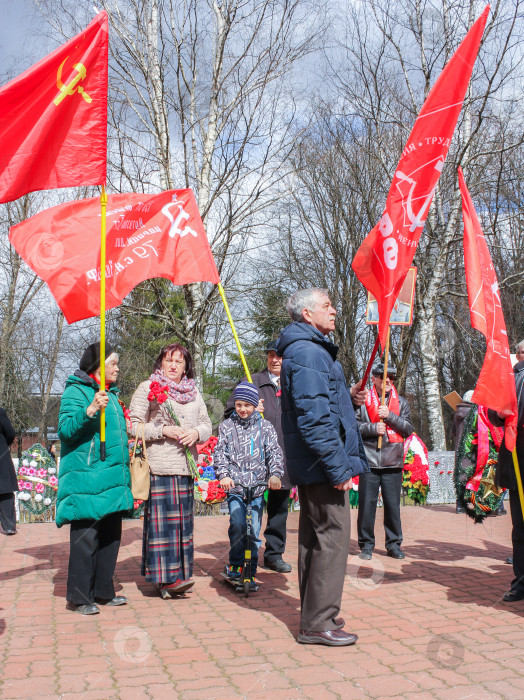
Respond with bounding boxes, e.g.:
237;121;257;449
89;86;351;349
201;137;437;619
1;505;522;699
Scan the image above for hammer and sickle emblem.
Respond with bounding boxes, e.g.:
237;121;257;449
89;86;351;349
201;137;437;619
53;57;92;106
395;157;444;232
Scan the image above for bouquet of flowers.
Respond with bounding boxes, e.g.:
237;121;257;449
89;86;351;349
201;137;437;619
194;436;226;504
402;434;430;505
148;380;200;480
17;443;58;516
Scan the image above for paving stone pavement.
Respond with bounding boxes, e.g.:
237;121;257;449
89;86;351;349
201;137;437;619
0;505;522;699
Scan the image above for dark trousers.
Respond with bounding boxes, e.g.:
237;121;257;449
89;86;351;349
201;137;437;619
263;488;290;562
509;488;524;592
227;493;264;576
297;483;351;632
0;493;16;532
67;512;122;605
357;468;403;551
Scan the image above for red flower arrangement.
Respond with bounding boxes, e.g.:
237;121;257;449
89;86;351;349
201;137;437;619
197;435;219;466
402;434;430;504
194;435;226;504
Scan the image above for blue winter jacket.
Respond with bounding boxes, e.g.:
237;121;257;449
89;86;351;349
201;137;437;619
275;322;368;486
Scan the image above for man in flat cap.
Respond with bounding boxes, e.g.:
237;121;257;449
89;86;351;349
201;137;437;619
356;364;414;560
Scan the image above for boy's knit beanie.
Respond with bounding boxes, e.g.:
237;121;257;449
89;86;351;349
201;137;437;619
233;381;259;407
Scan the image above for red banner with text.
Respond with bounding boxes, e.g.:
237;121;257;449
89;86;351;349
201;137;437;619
9;189;220;323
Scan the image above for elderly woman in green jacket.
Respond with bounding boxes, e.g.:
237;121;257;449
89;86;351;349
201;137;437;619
57;342;133;615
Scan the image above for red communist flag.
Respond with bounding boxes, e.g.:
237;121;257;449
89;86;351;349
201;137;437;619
0;11;108;204
458;167;518;451
9;189;220;323
352;6;489;348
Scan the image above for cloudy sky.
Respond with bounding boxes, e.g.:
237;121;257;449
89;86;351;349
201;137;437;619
0;0;52;82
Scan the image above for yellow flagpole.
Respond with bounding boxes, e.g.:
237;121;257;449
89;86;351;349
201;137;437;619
377;326;391;451
512;449;524;524
217;282;253;383
99;186;107;461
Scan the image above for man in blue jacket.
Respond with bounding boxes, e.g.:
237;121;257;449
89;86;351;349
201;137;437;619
276;288;368;646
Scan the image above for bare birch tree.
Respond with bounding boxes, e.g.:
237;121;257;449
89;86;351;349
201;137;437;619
38;0;319;383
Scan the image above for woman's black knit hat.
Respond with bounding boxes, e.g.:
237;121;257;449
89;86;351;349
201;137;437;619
79;342;115;374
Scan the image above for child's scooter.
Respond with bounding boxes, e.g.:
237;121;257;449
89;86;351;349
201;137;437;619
222;482;265;598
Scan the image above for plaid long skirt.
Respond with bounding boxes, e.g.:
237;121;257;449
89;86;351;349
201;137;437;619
142;475;194;584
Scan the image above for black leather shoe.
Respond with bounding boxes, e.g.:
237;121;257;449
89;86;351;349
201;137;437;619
4;529;16;535
359;550;372;560
264;559;292;573
67;602;100;615
297;629;358;646
387;548;405;559
95;596;127;606
506;557;513;565
503;588;524;602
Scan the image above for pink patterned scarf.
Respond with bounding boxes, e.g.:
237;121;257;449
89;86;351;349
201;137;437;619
148;370;197;404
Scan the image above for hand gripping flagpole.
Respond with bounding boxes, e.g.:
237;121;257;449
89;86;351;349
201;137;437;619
377;326;391;450
99;186;107;461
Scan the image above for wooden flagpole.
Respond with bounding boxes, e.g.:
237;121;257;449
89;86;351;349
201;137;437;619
217;282;253;383
377;326;391;450
99;186;107;461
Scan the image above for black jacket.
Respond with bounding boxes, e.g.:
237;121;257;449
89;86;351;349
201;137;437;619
275;322;368;486
356;392;414;469
0;407;19;495
489;360;524;490
225;369;291;488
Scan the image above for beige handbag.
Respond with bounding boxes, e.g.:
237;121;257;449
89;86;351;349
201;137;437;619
129;424;150;500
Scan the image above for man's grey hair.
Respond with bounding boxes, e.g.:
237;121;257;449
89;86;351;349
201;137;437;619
516;339;524;353
286;288;329;322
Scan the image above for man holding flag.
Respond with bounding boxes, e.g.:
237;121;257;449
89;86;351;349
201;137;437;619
489;348;524;602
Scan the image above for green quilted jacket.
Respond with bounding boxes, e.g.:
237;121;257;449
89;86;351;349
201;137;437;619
56;371;133;527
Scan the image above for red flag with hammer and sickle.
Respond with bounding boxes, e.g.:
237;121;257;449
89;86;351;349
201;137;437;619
0;11;107;204
9;189;221;323
352;6;489;349
459;167;518;452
